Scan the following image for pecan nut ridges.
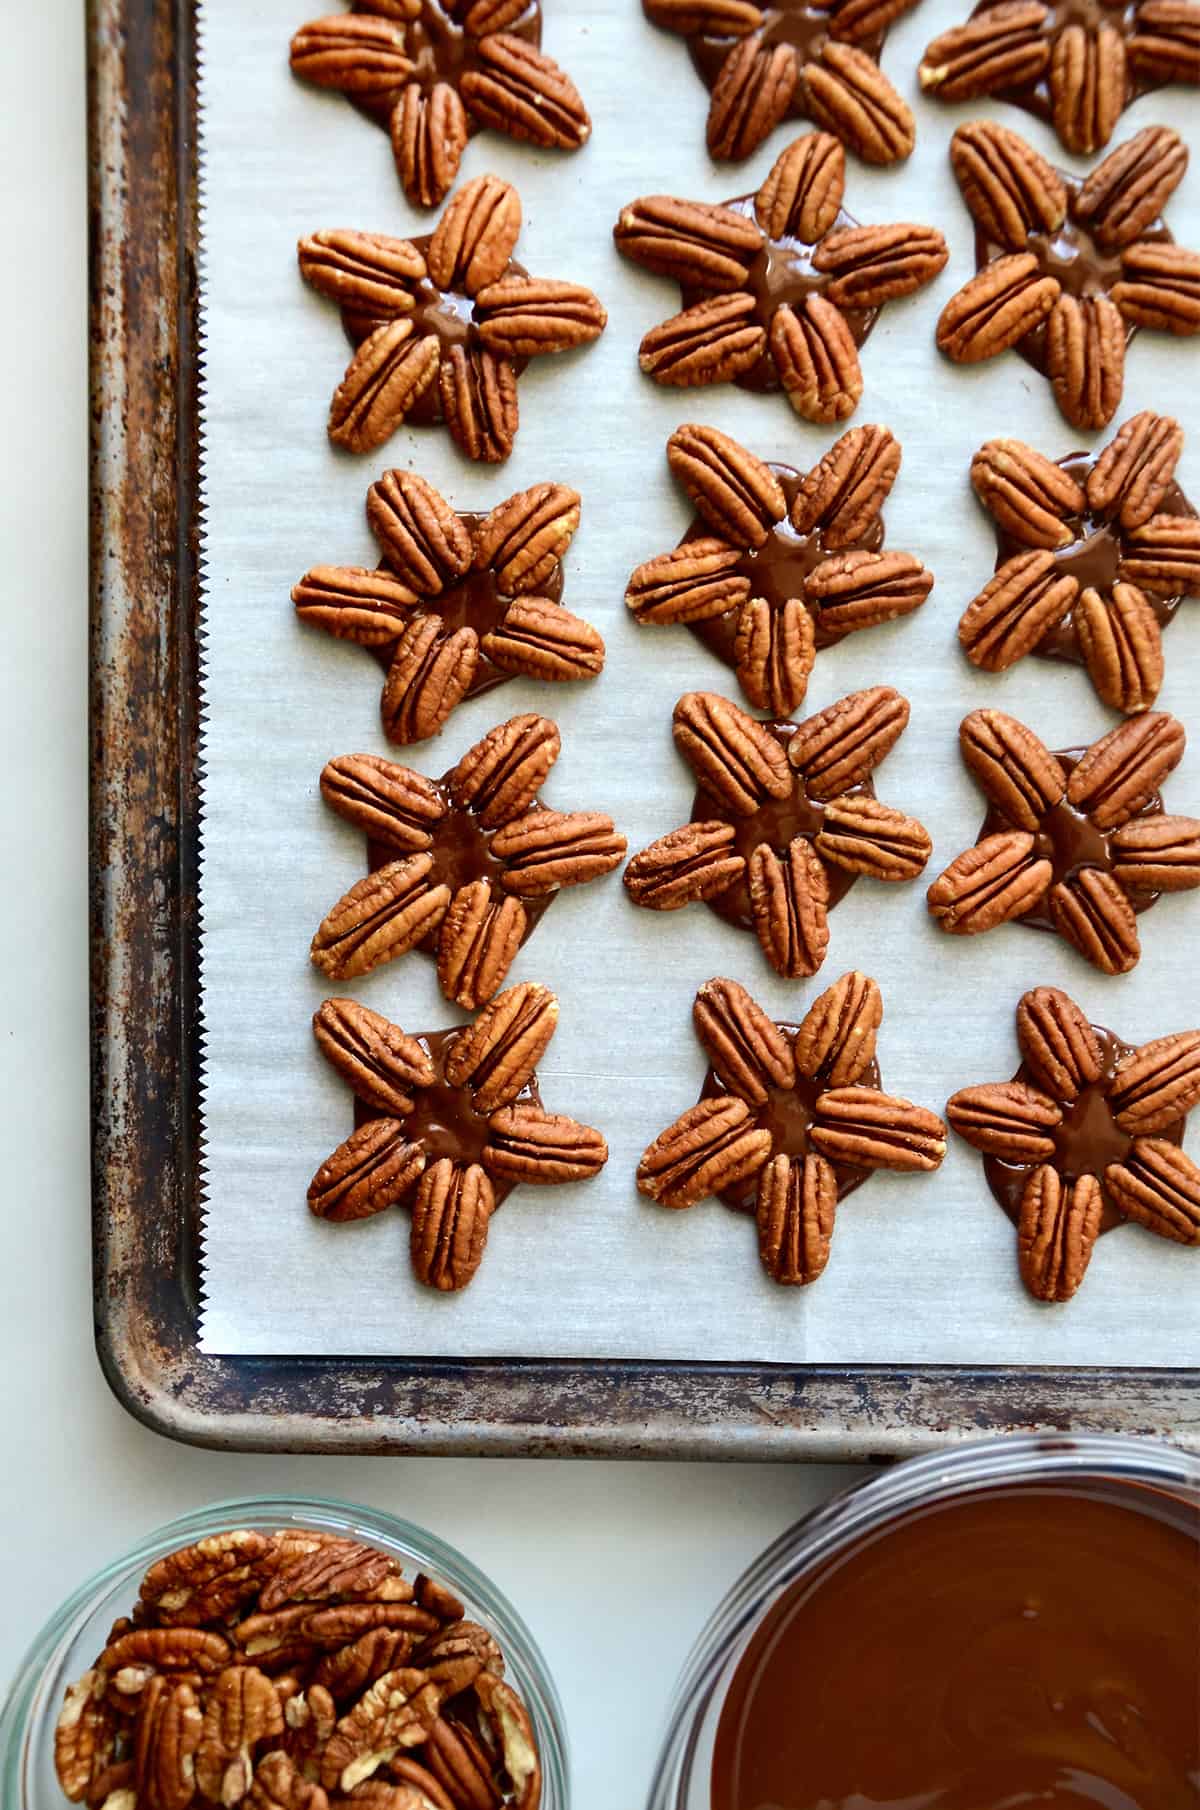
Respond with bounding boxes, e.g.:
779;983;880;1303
625;688;929;979
639;972;945;1284
615;132;945;426
300;179;605;460
948;985;1200;1302
928;707;1195;973
308;984;606;1291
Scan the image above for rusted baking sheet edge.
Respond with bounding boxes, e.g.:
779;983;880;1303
87;0;1200;1457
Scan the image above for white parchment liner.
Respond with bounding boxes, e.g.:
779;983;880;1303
198;0;1200;1364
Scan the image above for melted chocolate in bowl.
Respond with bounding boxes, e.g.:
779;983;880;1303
711;1481;1200;1810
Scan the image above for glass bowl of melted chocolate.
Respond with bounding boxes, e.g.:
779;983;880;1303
646;1434;1199;1810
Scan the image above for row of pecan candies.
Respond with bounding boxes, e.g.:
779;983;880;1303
54;1528;538;1810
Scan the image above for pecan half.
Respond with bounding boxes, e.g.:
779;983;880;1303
673;691;792;812
427;175;522;297
248;1752;328;1810
626;539;751;626
298;230;426;315
969;438;1085;549
1086;410;1183;530
805;548;933;632
410;1161;495;1292
293;566;419;647
1110;1031;1200;1133
926;832;1052;934
481;598;606;681
756;1154;837;1284
310;854;451;981
390;81;469;210
794;969;881;1086
423;1720;502;1810
919;2;1051;100
443;981;558;1112
958;550;1078;670
318;1670;440;1793
639;293;767;387
748;838;831;977
105;1626;232;1678
1050;23;1126;155
946;1080;1062;1161
474;1675;541;1810
959;709;1067;832
1122;513;1200;594
1045;293;1124;431
787;684;908;797
368;471;473;595
1018;1166;1102;1301
623;823;744;909
693;976;796;1103
1128;0;1200;79
1106;1138;1200;1243
438;346;518;464
307;1121;425;1223
289;16;412;93
436;880;526;1010
475;276;607;357
1111;814;1200;890
482;1106;608;1183
1017;986;1103;1103
734;596;815;715
381;618;479;744
473;484;579;595
313;1631;423;1704
1075;582;1163;713
195;1668;283;1806
490;809;626;895
320;754;447;851
936;253;1059;362
329;322;440;455
135;1678;204;1810
613;196;763;290
55;1673;114;1804
447;714;560;829
636;1096;773;1209
1112;243;1200;332
1075;126;1189;251
1065;711;1185;829
313;998;435;1118
791;424;900;548
810;1087;947;1170
769;295;863;423
949;120;1067;251
458;36;591;149
644;0;765;30
815;796;932;880
813;223;948;308
706;36;798;160
754;133;845;243
801;42;915;166
666;423;786;548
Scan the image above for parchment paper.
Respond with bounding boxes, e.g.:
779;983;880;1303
197;0;1200;1364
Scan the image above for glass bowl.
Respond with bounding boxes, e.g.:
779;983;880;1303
646;1432;1200;1810
0;1493;568;1809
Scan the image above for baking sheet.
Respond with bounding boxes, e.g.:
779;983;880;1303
197;0;1200;1365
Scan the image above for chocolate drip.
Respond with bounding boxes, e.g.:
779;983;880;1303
353;1026;541;1208
711;1481;1200;1810
984;1024;1184;1234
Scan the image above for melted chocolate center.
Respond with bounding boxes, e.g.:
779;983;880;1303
681;198;880;395
689;720;867;932
354;1026;541;1209
711;1481;1200;1810
348;0;543;129
967;0;1163;123
681;0;885;95
983;1025;1184;1235
700;1021;878;1209
991;453;1196;670
685;464;887;680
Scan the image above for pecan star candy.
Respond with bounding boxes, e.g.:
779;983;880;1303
639;972;946;1285
295;471;605;743
627;422;933;714
920;0;1200;155
936;122;1200;432
290;0;590;207
948;985;1200;1301
961;411;1200;711
310;714;626;1006
927;707;1200;973
614;131;947;424
625;688;932;979
308;982;607;1291
299;177;606;460
642;0;920;165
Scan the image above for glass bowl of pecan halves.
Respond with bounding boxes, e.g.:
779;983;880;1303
0;1495;564;1810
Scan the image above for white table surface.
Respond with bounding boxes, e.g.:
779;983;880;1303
0;5;861;1799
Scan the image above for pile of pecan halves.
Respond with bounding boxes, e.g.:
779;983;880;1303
54;1527;540;1810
